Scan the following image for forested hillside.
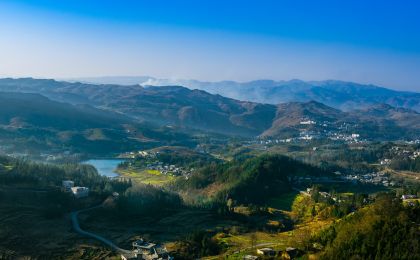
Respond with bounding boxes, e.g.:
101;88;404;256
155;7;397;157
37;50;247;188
173;154;329;206
312;194;420;259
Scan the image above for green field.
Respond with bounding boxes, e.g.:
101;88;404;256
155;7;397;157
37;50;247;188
267;191;299;211
118;168;176;186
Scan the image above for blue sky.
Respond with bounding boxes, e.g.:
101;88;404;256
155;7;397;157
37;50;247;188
1;0;420;91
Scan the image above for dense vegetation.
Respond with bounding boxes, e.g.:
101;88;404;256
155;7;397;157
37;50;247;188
116;184;182;216
390;156;420;172
173;154;330;206
154;147;218;168
172;230;221;259
312;194;420;259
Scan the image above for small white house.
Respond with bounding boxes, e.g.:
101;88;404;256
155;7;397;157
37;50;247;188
300;120;316;125
256;248;275;256
380;159;391;165
71;186;89;198
62;180;74;192
401;194;417;200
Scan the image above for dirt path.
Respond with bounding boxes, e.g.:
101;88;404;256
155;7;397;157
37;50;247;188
70;203;132;254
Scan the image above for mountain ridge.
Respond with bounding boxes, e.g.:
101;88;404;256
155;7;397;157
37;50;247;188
0;78;419;140
68;76;420;112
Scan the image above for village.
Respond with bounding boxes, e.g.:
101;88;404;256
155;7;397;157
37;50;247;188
245;117;365;146
144;162;193;179
378;145;420;166
120;150;194;179
341;172;395;186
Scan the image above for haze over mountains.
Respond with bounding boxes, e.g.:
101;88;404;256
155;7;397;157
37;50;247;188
0;78;419;142
73;76;420;112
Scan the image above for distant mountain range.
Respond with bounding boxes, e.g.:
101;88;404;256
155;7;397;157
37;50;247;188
70;76;420;112
0;78;419;142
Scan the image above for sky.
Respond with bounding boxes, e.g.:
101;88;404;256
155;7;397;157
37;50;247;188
0;0;420;91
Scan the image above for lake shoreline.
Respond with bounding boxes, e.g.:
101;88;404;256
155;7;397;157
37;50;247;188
83;159;126;178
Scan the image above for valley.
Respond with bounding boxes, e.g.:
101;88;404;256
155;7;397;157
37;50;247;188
2;2;420;259
0;78;419;259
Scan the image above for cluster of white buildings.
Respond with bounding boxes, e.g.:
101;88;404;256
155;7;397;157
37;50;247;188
307;188;336;201
121;239;172;260
256;119;363;144
146;162;193;178
380;158;392;165
410;151;420;160
406;139;420;145
258;139;294;145
121;150;194;178
343;172;394;187
328;132;361;143
62;180;89;198
300;120;316;125
121;150;157;159
401;194;417;200
379;146;420;165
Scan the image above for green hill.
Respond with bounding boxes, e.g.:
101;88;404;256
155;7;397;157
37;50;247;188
174;154;329;205
312;194;420;259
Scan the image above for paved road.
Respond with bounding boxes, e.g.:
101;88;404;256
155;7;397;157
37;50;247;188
70;204;132;254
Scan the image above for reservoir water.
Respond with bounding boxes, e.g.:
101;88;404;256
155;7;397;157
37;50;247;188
84;159;125;178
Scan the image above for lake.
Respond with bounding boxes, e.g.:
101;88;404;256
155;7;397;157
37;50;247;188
84;159;125;178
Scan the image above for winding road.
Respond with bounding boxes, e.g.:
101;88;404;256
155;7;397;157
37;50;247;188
70;203;132;255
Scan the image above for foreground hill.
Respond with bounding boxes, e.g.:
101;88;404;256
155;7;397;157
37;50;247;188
0;78;419;140
312;194;420;259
